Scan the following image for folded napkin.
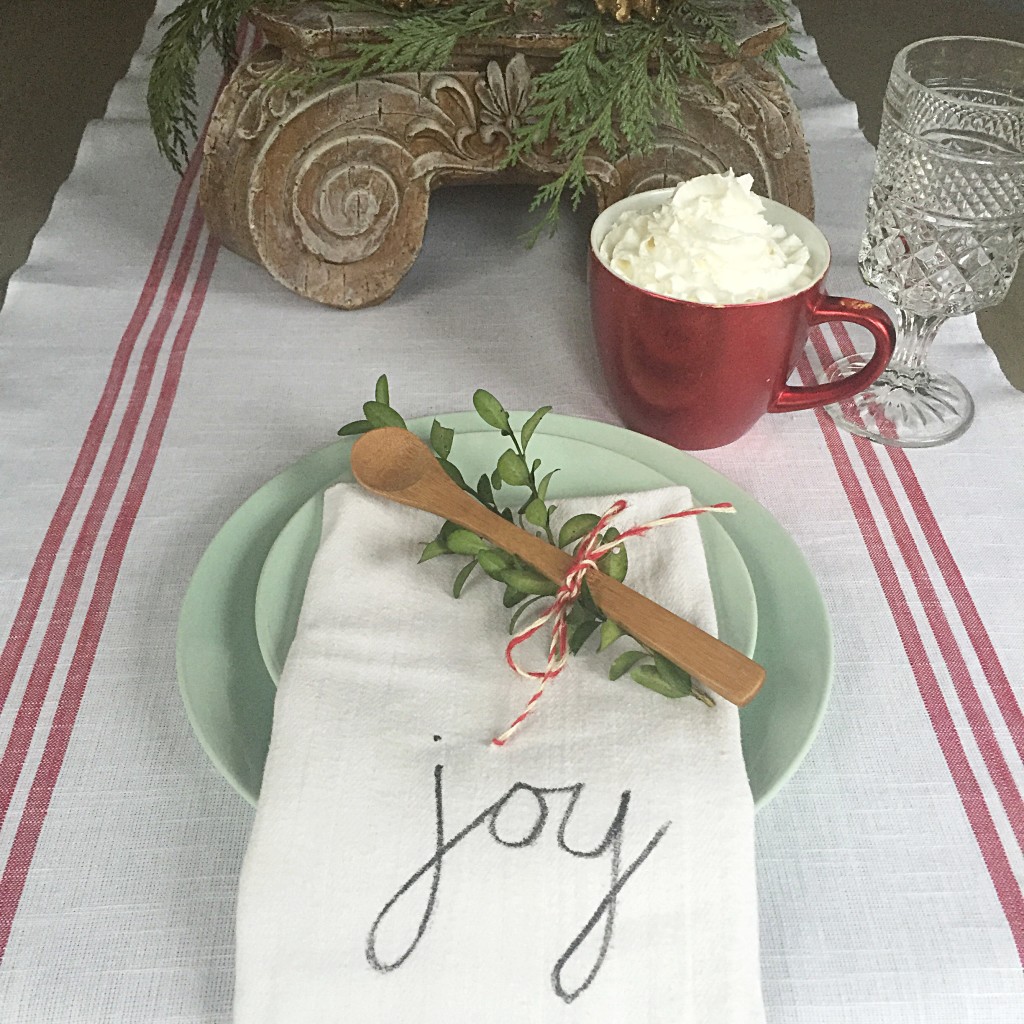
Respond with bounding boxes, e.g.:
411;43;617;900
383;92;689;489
234;482;763;1023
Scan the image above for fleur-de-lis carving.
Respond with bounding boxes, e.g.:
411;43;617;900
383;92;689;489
474;55;532;144
405;56;534;167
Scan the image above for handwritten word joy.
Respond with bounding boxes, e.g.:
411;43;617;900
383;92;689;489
365;764;671;1003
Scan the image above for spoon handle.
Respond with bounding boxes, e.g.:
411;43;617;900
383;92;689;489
396;479;765;707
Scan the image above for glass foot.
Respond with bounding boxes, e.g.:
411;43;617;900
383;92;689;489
823;354;975;448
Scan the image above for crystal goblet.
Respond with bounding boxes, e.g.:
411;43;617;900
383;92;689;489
825;36;1024;447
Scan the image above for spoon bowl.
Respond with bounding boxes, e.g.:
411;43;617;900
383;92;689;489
350;426;438;494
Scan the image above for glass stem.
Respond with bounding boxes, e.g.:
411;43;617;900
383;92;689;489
892;309;946;370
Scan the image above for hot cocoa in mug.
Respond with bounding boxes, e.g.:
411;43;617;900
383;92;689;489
588;173;896;450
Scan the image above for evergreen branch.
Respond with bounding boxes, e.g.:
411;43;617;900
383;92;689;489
284;0;517;89
682;2;740;59
761;32;803;88
148;0;213;173
147;0;258;173
509;8;713;240
760;0;792;22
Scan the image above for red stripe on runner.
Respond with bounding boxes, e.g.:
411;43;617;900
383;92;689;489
799;341;1024;963
0;22;252;961
828;319;1024;766
0;195;208;834
811;327;1024;851
895;458;1024;760
0;236;222;958
0;144;202;718
0;8;254;721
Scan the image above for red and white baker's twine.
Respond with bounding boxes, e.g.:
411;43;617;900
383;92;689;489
493;499;735;747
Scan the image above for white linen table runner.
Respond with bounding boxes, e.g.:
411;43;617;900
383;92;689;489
1;1;1023;1021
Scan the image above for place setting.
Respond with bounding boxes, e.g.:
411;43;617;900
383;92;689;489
179;161;900;1018
226;404;807;1019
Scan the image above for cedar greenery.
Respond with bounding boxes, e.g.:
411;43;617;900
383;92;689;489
147;0;797;229
148;0;258;172
338;376;715;704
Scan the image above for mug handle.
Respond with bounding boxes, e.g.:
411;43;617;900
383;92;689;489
770;295;896;412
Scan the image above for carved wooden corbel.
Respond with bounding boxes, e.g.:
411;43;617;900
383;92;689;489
199;2;812;309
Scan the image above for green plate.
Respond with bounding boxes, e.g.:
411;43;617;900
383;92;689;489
254;432;758;686
176;413;832;809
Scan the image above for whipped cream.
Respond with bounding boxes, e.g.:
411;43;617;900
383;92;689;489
598;171;815;304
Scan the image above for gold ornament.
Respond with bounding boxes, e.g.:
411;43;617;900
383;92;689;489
591;0;661;21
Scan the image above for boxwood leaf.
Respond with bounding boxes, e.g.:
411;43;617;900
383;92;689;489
439;458;467;490
430;419;454;460
524;497;549;528
476;474;494;507
598;619;624;651
473;389;510;431
630;663;686;698
568;619;599;654
452;560;476;598
477;548;514;579
634;661;691;698
652;653;692;695
578;581;599;616
598;540;628;582
537;470;558;501
520;406;551;449
503;567;558;596
509;595;544;634
337;418;372;436
363;401;406;429
498;449;530;486
418;539;449;562
566;602;588;627
558;513;601;549
609;650;647;680
446;530;490;556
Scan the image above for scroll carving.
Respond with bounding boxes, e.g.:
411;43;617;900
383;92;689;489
233;54;304;140
713;59;797;161
291;134;406;265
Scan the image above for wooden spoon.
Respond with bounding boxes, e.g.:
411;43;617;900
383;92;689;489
350;427;765;706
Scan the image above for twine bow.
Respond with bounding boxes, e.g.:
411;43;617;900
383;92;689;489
493;499;735;747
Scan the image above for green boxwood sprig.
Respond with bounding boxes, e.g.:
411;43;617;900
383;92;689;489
339;374;713;704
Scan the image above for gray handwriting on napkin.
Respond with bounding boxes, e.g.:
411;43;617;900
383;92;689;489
365;764;671;1003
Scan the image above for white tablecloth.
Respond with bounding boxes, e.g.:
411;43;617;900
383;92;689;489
0;4;1022;1021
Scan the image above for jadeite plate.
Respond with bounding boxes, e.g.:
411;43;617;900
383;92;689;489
176;413;833;809
254;433;758;686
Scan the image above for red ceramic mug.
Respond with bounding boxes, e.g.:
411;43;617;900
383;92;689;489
588;189;896;450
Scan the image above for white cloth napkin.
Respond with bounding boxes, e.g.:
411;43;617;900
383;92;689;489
234;482;764;1023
